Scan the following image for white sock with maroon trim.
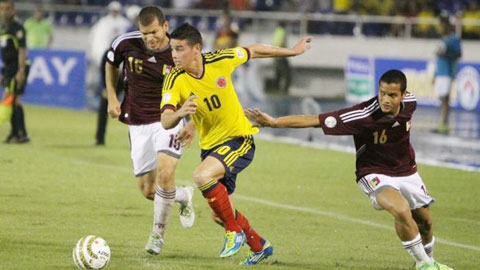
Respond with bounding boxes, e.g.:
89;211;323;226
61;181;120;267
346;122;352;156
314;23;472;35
424;236;435;259
402;233;434;266
152;186;175;238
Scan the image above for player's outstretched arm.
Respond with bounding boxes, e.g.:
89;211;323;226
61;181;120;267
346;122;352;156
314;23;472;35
105;62;121;118
245;108;320;128
247;36;312;59
161;95;198;129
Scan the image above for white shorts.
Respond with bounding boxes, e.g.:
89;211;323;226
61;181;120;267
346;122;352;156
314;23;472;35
357;172;435;210
128;121;185;177
434;76;452;97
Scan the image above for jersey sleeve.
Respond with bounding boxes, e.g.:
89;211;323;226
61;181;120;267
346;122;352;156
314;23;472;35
160;70;182;112
17;25;26;48
219;47;250;71
318;102;370;136
403;92;417;116
106;35;126;67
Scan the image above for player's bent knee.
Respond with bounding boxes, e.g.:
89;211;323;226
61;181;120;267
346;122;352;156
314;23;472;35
193;168;212;186
392;205;412;221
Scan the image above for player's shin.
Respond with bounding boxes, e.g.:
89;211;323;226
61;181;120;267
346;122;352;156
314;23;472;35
152;186;176;237
199;180;241;233
235;210;264;252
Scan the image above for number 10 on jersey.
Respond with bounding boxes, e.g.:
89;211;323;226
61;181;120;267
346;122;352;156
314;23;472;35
204;94;221;111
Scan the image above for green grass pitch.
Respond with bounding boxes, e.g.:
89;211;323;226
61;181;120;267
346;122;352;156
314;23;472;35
0;105;478;269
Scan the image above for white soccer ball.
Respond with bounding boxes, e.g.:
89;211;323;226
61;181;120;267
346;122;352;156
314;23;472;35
72;235;111;269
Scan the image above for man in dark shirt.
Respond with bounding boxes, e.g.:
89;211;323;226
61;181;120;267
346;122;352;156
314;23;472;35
0;0;30;143
94;49;124;146
105;6;195;255
246;70;454;270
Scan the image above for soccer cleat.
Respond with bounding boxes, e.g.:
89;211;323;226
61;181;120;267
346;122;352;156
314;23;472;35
415;261;454;270
436;262;455;270
179;186;195;228
415;262;438;270
145;231;163;255
241;240;274;265
219;231;245;258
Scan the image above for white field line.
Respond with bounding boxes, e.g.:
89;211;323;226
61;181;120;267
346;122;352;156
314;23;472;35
233;194;480;252
60;154;480;252
446;217;480;226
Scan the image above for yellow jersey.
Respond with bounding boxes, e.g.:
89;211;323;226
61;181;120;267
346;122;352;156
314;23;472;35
161;47;258;150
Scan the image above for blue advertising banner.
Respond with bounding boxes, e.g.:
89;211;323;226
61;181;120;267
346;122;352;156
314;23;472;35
1;49;86;109
345;56;375;103
374;57;480;111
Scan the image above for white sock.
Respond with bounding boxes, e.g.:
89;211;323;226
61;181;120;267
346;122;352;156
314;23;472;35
424;236;435;259
152;186;175;238
402;233;434;266
174;186;188;204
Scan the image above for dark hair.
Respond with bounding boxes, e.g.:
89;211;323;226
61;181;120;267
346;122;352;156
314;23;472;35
170;23;203;47
379;69;407;92
138;6;165;26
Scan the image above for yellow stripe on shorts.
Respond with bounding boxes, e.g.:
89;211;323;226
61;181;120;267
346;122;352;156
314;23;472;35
224;136;253;167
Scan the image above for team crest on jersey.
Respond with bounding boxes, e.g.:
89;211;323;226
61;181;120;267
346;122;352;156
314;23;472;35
235;48;245;58
107;51;114;62
369;177;381;188
163;93;172;103
162;64;172;75
324;116;337;128
16;30;23;39
216;76;227;88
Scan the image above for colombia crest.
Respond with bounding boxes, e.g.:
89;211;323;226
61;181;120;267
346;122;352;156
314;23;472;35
216;76;227;88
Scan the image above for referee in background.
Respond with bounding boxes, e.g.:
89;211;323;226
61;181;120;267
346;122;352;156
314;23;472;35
1;0;30;143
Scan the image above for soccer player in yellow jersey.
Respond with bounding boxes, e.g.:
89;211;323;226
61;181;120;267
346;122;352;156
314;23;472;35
161;23;312;264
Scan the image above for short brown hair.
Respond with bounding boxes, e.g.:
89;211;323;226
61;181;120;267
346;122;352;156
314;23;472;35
138;6;165;26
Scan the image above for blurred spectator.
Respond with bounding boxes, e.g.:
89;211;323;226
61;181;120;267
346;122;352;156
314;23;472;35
272;21;291;94
24;6;53;48
403;0;418;17
255;0;282;11
89;1;130;68
172;0;199;9
433;12;462;134
213;15;239;50
359;0;394;36
125;4;141;31
332;0;354;35
414;1;439;38
333;0;353;14
298;0;318;13
462;1;480;39
230;0;251;10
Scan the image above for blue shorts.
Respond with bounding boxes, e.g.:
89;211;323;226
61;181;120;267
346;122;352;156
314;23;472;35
200;135;255;195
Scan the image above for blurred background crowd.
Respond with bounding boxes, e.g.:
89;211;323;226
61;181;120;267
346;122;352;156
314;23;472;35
11;0;480;39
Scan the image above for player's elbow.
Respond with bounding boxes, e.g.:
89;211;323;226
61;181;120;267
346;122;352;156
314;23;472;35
161;116;175;130
161;118;173;130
